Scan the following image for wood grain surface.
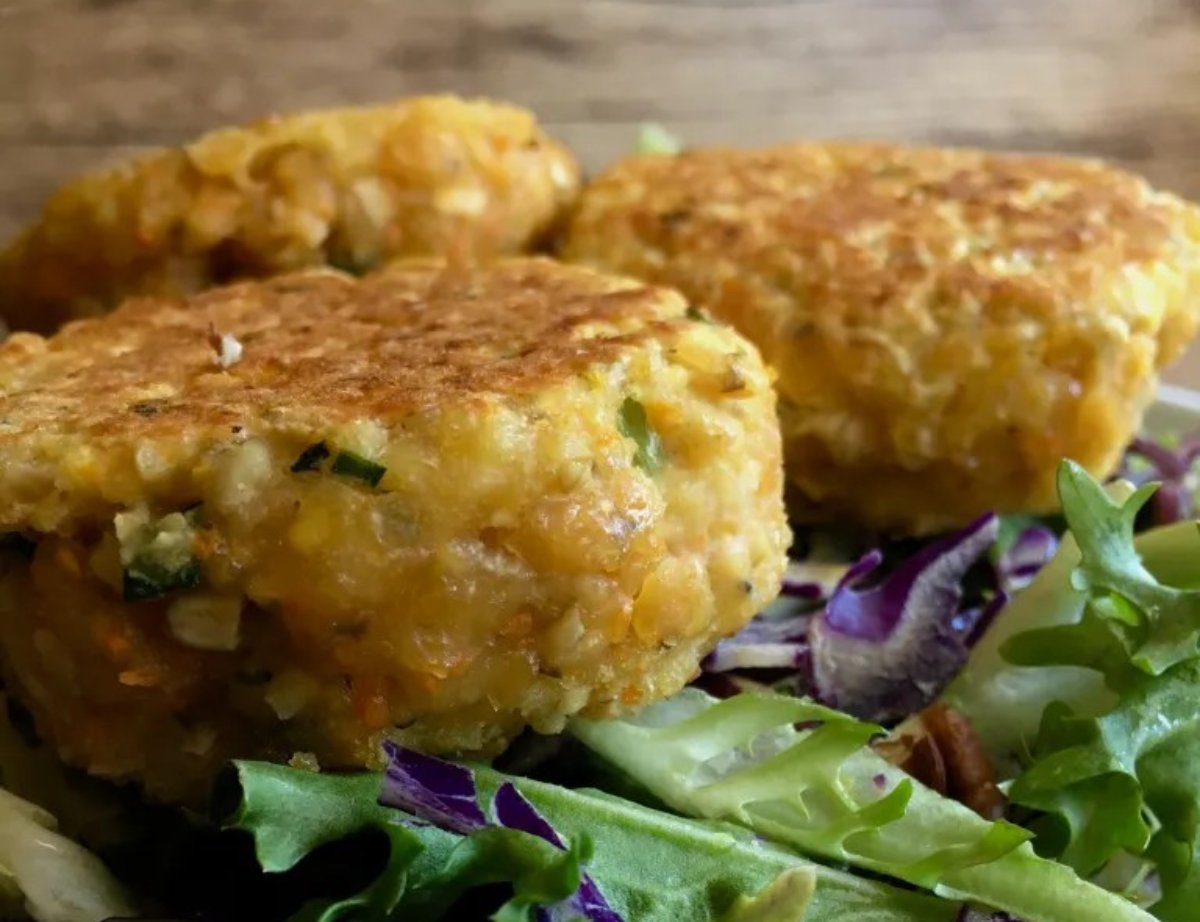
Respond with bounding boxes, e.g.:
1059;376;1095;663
6;0;1200;384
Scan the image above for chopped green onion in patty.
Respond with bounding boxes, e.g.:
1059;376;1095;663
123;557;203;603
114;508;204;602
331;450;387;488
290;441;386;487
290;441;331;473
619;397;665;474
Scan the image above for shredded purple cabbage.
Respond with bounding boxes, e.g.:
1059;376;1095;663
1120;435;1200;526
379;742;622;922
994;526;1058;593
493;783;623;922
781;559;848;599
701;511;1068;722
493;780;563;844
379;744;486;834
809;514;999;721
780;564;824;599
702;611;813;673
703;435;1191;721
701;561;846;675
956;909;1021;922
949;591;1009;648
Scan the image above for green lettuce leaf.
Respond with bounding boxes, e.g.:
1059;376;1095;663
1008;659;1200;919
941;460;1200;918
723;868;816;922
635;123;683;155
943;472;1200;773
570;689;1153;922
939;509;1116;774
228;762;584;921
226;760;957;922
1040;462;1200;678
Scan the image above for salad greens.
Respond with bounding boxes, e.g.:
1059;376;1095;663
1036;463;1200;678
1010;660;1200;912
379;741;621;921
635;124;683;156
617;398;665;474
940;500;1121;772
226;756;959;922
193;456;1200;921
942;460;1200;918
570;689;1150;922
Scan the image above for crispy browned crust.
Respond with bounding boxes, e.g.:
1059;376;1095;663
0;258;679;452
0;257;691;530
0;96;581;333
564;142;1187;284
562;142;1200;531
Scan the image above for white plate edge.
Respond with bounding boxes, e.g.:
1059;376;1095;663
1156;383;1200;415
1146;383;1200;438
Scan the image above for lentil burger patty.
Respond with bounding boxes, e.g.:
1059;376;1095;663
0;258;788;804
561;143;1200;533
0;95;580;333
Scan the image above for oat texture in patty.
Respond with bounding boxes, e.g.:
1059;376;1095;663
0;95;581;333
561;142;1200;532
0;257;788;804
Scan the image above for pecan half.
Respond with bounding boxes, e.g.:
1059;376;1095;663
874;703;1005;819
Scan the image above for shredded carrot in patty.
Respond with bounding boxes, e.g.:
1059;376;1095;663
119;666;164;687
54;544;83;578
353;675;390;730
98;626;132;658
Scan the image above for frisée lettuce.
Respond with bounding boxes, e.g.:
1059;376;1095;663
941;461;1200;918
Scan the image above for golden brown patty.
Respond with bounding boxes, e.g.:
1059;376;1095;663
0;95;580;333
561;143;1200;532
0;257;787;804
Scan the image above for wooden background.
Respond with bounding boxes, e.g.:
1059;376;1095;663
5;0;1200;385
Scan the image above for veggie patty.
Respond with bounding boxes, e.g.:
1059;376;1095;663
0;257;788;804
561;142;1200;533
0;95;580;333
